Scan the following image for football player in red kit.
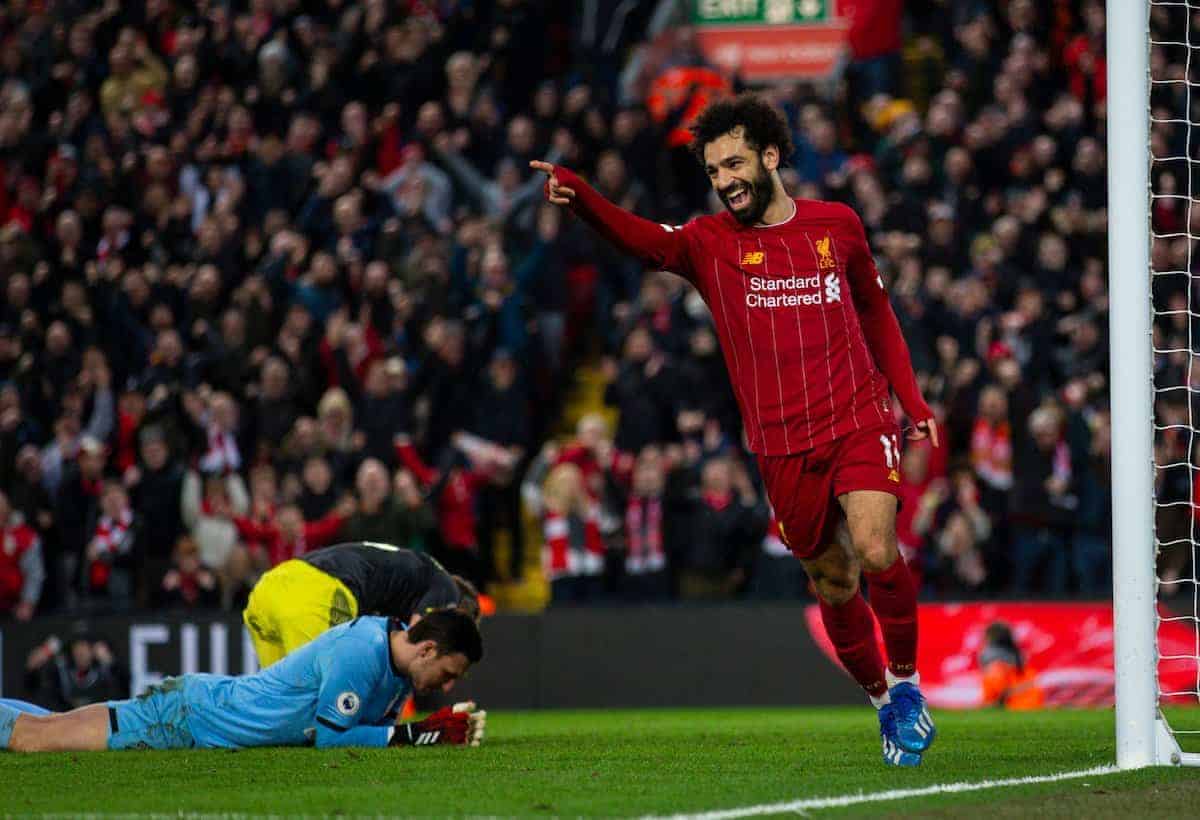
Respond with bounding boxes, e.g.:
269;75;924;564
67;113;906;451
532;94;937;766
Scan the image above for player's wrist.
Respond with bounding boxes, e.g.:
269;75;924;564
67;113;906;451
389;723;416;746
389;703;485;747
913;397;934;417
390;718;442;746
553;165;580;190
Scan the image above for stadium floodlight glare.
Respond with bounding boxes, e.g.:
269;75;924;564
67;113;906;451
1113;0;1200;769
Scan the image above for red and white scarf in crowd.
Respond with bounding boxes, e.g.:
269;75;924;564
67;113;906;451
970;418;1013;491
199;426;241;474
89;508;133;591
93;509;134;557
624;496;666;574
542;507;605;581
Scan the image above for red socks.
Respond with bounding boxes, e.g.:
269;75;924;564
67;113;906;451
819;593;888;698
864;557;919;677
819;557;919;698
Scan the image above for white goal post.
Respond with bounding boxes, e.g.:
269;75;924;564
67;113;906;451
1110;0;1200;769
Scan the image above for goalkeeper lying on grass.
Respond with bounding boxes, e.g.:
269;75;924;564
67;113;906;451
0;609;486;752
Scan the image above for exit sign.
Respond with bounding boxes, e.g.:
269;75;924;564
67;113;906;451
687;0;846;80
692;0;832;25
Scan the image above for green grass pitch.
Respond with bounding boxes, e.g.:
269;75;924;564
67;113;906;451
3;708;1199;817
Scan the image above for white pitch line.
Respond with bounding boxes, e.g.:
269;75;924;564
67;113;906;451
636;764;1120;819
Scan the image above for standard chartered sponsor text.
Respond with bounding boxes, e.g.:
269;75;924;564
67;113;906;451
746;274;824;308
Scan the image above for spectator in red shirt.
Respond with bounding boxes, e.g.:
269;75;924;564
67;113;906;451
0;489;44;621
555;413;629;500
157;536;220;610
394;434;495;587
843;0;904;98
85;481;139;607
113;388;146;474
618;446;671;601
234;500;351;569
971;385;1014;498
1062;1;1106;107
319;308;384;391
541;462;606;605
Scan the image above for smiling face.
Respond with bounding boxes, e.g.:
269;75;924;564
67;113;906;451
702;127;777;226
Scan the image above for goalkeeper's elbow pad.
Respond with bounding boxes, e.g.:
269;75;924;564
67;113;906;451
390;702;486;747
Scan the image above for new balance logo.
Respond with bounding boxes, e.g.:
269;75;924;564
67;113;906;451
414;731;441;746
741;251;765;266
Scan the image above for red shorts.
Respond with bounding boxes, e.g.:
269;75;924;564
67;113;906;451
756;424;903;561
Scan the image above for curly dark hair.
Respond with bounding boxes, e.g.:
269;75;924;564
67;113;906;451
688;93;794;166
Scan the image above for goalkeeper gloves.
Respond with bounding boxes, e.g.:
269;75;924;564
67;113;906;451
390;701;487;747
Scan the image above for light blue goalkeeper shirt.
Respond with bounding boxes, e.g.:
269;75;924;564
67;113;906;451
112;616;410;750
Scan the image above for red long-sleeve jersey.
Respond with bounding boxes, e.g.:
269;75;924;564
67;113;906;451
554;167;931;456
395;442;488;550
234;512;345;567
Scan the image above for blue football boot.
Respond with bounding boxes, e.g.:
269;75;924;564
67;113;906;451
879;702;922;767
889;680;936;753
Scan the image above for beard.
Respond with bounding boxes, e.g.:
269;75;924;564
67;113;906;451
718;160;774;226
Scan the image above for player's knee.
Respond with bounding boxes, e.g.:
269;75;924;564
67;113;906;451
855;535;897;573
811;569;859;605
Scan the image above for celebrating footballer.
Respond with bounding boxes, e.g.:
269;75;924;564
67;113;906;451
533;93;938;767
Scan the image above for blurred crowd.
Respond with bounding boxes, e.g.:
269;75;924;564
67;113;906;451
0;0;1174;616
22;628;128;709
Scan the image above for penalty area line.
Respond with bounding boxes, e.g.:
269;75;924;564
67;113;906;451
636;764;1120;819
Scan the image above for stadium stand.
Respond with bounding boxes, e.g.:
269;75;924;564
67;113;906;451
0;0;1121;617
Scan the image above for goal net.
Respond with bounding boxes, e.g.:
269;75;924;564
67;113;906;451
1137;0;1200;767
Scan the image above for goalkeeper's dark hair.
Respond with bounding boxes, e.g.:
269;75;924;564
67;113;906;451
689;93;794;167
408;608;483;663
